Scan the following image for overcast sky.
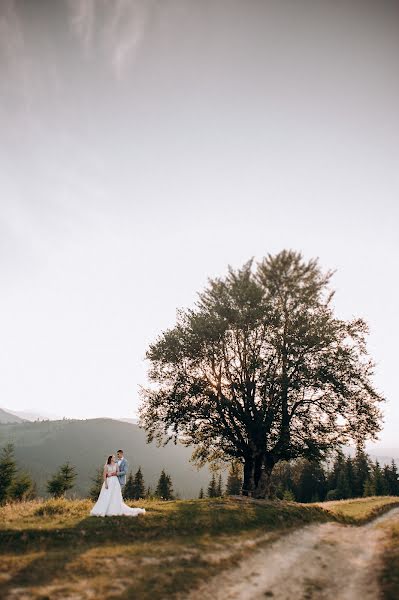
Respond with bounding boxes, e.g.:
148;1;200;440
1;1;398;446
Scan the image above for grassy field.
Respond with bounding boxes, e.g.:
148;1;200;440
379;516;399;600
1;496;398;600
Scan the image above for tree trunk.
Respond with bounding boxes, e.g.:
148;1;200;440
254;454;264;490
253;455;276;499
242;456;255;496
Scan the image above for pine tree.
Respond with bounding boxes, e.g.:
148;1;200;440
327;451;346;493
0;444;17;504
390;460;399;495
155;469;174;500
372;461;388;496
132;467;146;499
146;486;153;499
207;473;218;498
199;487;204;499
282;489;295;501
216;474;223;497
295;460;326;503
383;460;399;496
344;457;354;498
10;472;36;502
47;463;77;498
226;462;242;496
363;477;375;497
353;448;371;498
336;470;351;500
89;467;104;501
124;472;135;500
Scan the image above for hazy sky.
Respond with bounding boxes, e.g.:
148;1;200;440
1;1;398;445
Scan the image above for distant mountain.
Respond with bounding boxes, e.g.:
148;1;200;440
0;408;25;424
4;408;62;422
0;418;211;499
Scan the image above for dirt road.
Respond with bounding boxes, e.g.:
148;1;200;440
188;507;399;600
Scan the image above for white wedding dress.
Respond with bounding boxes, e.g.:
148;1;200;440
90;465;146;517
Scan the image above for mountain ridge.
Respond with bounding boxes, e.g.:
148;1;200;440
0;417;211;498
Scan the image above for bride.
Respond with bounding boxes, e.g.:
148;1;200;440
90;455;146;517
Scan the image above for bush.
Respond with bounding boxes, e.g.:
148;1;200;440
326;489;339;501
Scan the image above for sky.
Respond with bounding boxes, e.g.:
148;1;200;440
0;1;398;445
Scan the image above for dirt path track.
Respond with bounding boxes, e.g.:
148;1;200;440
188;508;399;600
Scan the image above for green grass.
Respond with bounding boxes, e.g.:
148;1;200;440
1;496;398;600
316;496;399;524
378;516;399;600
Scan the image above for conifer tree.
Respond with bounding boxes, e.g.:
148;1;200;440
132;467;146;499
295;459;326;503
216;474;223;497
207;473;218;498
363;477;374;497
47;463;77;498
282;489;295;501
226;462;242;496
10;472;36;502
353;448;371;498
336;470;351;500
155;469;174;500
0;444;17;505
124;472;135;500
344;457;354;498
382;460;399;496
199;487;204;499
372;461;388;496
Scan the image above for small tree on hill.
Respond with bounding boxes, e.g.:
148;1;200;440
124;472;135;500
226;462;243;496
47;463;77;498
199;487;204;499
89;467;104;501
0;444;17;504
132;467;146;499
155;469;174;500
10;472;36;502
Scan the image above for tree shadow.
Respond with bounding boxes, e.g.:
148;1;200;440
0;515;146;596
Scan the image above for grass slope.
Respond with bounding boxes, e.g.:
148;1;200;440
0;418;211;498
1;496;398;600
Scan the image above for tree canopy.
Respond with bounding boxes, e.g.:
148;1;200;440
140;251;383;497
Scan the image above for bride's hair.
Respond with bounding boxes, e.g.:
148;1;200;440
106;455;113;465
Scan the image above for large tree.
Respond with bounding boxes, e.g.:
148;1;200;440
140;251;383;497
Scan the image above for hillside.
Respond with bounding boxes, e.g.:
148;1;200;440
0;408;24;424
0;418;211;498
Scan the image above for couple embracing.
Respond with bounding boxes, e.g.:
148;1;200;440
90;449;146;518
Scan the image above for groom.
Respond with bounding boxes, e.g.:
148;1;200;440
116;449;128;494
